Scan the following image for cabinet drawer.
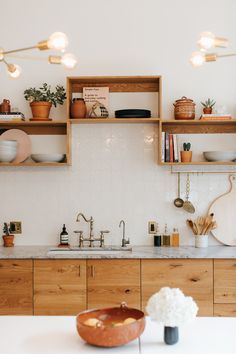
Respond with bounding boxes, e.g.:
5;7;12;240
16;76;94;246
214;260;236;303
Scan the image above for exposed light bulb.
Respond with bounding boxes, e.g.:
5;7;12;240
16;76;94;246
47;32;68;51
7;64;22;78
190;51;205;67
61;53;77;69
198;31;216;50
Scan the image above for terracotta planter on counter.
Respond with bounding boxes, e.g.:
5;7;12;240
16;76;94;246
2;235;14;247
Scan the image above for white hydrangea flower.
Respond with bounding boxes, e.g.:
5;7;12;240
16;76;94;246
146;287;198;327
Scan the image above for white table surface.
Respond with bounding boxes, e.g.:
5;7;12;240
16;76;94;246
1;316;235;354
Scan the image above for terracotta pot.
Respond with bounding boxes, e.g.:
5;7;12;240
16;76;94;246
2;235;14;247
30;101;52;119
70;98;87;118
180;151;192;163
203;107;212;114
173;96;195;120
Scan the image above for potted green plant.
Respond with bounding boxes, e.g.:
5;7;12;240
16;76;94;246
2;222;14;247
24;83;66;120
201;98;216;114
180;142;192;162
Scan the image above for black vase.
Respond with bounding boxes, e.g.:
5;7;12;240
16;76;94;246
164;326;179;345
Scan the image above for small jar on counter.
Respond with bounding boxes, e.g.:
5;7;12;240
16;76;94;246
162;224;171;246
154;223;162;247
171;228;179;247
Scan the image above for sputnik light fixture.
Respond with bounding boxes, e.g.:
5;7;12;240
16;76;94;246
190;31;235;67
0;32;77;78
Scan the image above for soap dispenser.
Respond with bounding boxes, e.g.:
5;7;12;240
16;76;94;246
59;224;69;246
154;223;162;247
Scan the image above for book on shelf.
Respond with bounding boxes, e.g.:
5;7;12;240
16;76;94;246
161;132;165;162
199;114;232;121
83;87;109;118
0;112;25;121
162;132;179;163
165;132;170;162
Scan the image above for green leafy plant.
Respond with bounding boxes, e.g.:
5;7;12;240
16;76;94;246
24;83;66;107
201;98;216;109
3;223;11;235
183;142;191;151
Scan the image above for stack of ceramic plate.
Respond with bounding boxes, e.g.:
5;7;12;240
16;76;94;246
0;140;18;162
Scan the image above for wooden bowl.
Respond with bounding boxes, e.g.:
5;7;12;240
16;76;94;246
76;303;145;347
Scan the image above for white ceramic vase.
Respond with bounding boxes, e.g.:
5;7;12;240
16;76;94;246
195;235;208;248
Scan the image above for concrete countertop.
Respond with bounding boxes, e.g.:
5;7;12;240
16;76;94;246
0;245;236;259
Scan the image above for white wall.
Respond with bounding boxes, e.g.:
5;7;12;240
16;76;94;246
0;0;235;246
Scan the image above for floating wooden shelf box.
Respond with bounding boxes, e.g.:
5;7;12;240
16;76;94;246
159;119;236;166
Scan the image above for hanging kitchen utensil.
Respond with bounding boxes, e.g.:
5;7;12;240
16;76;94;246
183;173;195;214
208;174;236;246
173;173;184;208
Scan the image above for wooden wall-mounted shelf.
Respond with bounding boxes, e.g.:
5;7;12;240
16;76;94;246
159;119;236;166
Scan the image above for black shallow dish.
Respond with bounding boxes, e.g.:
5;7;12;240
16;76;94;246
115;109;151;118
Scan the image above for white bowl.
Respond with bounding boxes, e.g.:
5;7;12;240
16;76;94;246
0;149;17;162
31;153;66;163
203;151;236;162
0;140;18;147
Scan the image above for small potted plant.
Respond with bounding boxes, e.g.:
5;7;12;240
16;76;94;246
2;222;14;247
24;83;66;121
201;98;216;114
180;142;192;162
146;287;198;345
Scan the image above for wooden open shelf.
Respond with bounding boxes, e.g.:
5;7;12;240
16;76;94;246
0;161;69;167
70;118;160;124
159;119;236;166
161;119;236;134
66;76;162;121
0;120;67;135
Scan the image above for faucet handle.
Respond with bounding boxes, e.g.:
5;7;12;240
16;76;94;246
100;230;110;235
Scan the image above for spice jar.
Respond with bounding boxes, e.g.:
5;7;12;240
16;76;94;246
70;98;87;118
162;224;171;246
173;96;195;120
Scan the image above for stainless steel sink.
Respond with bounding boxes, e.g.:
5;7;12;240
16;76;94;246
48;246;132;255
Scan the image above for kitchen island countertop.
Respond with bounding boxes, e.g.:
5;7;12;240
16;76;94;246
0;245;235;259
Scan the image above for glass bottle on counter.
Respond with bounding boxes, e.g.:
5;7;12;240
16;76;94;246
162;224;171;246
171;228;179;247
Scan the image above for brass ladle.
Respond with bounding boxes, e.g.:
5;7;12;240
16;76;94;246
174;173;184;208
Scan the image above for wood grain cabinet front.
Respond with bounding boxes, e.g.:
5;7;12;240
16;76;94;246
87;259;141;309
0;260;33;315
141;259;213;316
214;259;236;316
34;260;86;315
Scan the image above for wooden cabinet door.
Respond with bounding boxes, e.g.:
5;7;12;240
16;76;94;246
87;260;140;309
214;259;236;303
0;260;33;315
34;260;86;315
214;259;236;316
141;259;213;316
